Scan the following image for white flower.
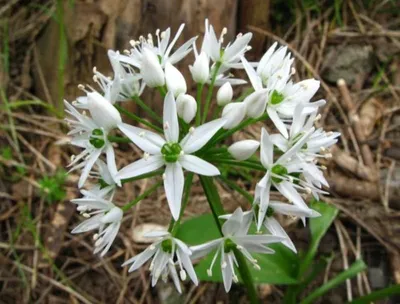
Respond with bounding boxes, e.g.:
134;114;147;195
64;97;120;188
254;127;316;230
201;19;252;70
190;51;210;84
165;62;187;97
119;24;196;68
140;48;165;88
71;192;122;257
190;208;284;292
176;94;197;123
263;201;320;252
217;82;233;106
242;55;320;138
221;102;247;129
122;231;198;293
270;103;340;198
256;43;293;86
228;140;260;160
116;92;225;219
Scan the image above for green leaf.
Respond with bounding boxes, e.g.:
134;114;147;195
298;200;338;276
176;213;220;246
176;213;299;285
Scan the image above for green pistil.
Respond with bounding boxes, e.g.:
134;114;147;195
224;238;236;253
161;143;182;163
89;129;105;148
266;206;275;217
271;164;288;183
98;179;109;189
161;239;173;253
269;90;285;105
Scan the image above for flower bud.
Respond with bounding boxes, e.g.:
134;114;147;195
221;102;247;129
217;82;233;106
87;92;122;131
243;89;268;118
228;140;260;160
176;94;197;123
190;51;209;84
141;48;165;88
100;207;123;224
165;62;187;97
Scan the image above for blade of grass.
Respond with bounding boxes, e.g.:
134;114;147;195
300;260;367;304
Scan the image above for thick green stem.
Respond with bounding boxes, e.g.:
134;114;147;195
233;248;260;304
202;62;222;124
210;158;266;172
133;95;162;124
199;176;259;304
122;181;162;211
157;86;167;97
196;83;204;126
115;104;163;133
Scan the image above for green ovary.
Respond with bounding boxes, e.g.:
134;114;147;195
89;129;105;148
161;143;182;163
161;239;173;253
271;164;288;183
269;90;285;105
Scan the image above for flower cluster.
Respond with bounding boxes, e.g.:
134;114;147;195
64;20;339;293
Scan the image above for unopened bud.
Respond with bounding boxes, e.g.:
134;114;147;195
165;62;187;97
190;52;210;84
228;140;260;160
217;82;233;106
176;94;197;123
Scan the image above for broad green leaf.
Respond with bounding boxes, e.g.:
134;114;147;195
298;200;338;276
177;213;299;284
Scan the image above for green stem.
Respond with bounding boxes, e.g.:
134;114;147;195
107;136;131;144
202;62;222;124
211;158;265;171
199;175;259;304
115;104;163;133
170;173;194;235
300;260;367;304
196;83;204;126
218;175;253;203
121;169;163;184
158;86;167;97
122;181;162;211
133;95;162;124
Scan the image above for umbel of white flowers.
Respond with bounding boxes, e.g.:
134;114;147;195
63;18;339;294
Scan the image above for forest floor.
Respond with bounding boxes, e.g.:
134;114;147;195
1;0;400;303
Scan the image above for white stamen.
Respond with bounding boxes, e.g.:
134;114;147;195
143;152;150;160
162;173;166;180
82;213;90;218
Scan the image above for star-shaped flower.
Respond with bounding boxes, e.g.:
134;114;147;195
116;92;225;219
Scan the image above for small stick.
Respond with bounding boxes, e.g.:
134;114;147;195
337;79;375;167
335;220;352;302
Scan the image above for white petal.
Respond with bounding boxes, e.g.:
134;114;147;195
165;62;187;97
181;119;225;153
221;251;233;292
105;144;120;186
87;92;122;131
241;56;262;91
190;239;222;259
260;128;273;168
123;246;157;271
275;181;309;210
118;123;165;154
267;107;289;138
264;217;296;253
143;230;170;238
164;163;184;220
78;148;102;188
178;248;198;285
222;207;244;236
169;262;182;293
117;155;164;180
179;155;220;176
163;92;179;143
